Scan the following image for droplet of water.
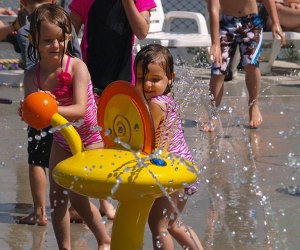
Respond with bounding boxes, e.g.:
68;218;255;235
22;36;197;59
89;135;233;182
162;231;168;237
104;128;112;136
111;177;122;195
90;125;102;132
73;119;84;127
156;240;163;248
101;216;108;225
40;131;47;137
35;135;41;141
114;137;121;144
169;213;175;220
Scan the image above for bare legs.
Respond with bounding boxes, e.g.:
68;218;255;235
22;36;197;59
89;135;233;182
148;190;203;250
99;199;116;220
69;200;116;222
49;142;111;250
208;64;263;130
202;74;225;132
18;164;48;226
244;64;263;128
209;75;226;108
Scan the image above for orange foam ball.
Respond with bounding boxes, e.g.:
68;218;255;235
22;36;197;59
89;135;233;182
22;92;58;130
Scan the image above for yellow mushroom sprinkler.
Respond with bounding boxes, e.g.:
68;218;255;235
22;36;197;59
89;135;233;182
22;81;198;250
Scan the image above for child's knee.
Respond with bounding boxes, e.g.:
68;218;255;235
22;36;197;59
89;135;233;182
148;217;168;234
243;63;259;73
168;219;182;232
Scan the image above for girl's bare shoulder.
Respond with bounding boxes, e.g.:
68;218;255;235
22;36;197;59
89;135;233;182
149;98;166;112
70;57;87;68
69;57;88;73
68;57;90;81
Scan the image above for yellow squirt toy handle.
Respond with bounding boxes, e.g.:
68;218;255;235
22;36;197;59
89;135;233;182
50;113;83;155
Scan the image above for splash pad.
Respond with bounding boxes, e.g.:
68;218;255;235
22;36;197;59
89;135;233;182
22;81;198;250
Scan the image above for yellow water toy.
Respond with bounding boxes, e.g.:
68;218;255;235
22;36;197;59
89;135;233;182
22;81;198;250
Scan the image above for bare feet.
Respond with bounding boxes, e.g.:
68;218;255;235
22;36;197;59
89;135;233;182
17;213;47;226
100;201;116;220
249;104;263;129
200;121;216;132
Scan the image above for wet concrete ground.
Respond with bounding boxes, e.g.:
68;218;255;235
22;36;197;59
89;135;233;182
0;63;300;249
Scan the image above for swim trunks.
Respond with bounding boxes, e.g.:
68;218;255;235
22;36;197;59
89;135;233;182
211;13;263;76
258;4;268;31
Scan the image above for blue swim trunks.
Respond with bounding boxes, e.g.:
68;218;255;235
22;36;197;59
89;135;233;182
211;13;263;76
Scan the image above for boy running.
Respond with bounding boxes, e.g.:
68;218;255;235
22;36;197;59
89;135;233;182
206;0;285;130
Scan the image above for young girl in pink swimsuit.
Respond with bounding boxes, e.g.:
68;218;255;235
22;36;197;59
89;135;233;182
22;4;110;249
135;44;203;250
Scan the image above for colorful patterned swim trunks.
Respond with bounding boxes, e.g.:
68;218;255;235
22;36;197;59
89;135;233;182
211;13;263;76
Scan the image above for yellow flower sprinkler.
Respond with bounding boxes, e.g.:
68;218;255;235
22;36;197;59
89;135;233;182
22;81;198;250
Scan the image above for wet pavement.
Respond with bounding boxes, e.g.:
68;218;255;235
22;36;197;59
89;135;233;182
0;62;300;249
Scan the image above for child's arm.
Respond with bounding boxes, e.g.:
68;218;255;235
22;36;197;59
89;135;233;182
122;0;151;40
207;0;222;65
262;0;286;46
57;58;89;121
23;68;38;98
19;68;39;120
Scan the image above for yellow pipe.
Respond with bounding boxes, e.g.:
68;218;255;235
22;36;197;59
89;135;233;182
50;113;83;155
111;198;154;250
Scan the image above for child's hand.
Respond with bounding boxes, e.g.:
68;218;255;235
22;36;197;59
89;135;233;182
271;24;286;47
210;44;222;65
38;90;58;104
285;0;300;8
0;8;16;16
289;3;300;9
